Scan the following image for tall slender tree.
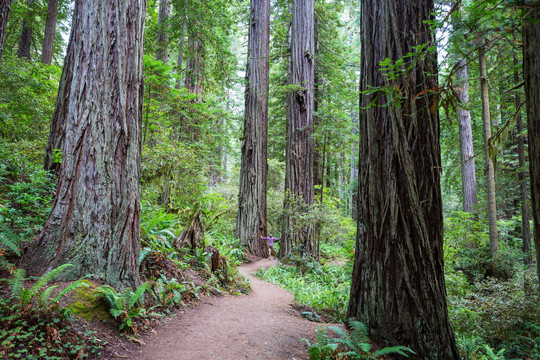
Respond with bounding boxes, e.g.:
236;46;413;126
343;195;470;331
456;58;478;212
523;3;540;287
18;0;35;60
347;0;459;358
0;0;11;63
513;39;531;265
40;0;58;64
279;0;315;258
236;0;271;257
25;0;146;289
175;0;188;89
478;34;499;257
156;0;172;63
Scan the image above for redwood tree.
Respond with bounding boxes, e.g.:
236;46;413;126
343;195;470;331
18;0;35;60
40;0;58;64
523;4;540;286
156;0;172;63
26;0;146;289
0;0;11;62
279;0;315;258
347;0;459;358
235;0;270;257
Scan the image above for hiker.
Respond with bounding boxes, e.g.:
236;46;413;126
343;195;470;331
260;234;280;258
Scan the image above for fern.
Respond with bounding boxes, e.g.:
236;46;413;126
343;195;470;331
21;263;73;307
8;268;26;298
0;222;20;255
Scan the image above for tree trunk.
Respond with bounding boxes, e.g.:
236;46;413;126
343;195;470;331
156;0;172;63
40;0;58;64
184;35;204;100
236;0;270;257
25;0;145;290
175;0;187;90
347;0;459;358
513;42;532;266
456;59;478;212
18;0;35;60
44;23;76;173
0;0;12;63
479;36;499;257
279;0;315;258
523;6;540;287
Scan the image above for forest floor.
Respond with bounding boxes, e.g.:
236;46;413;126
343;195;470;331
114;258;323;360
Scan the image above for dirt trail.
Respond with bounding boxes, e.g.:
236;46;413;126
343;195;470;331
120;259;321;360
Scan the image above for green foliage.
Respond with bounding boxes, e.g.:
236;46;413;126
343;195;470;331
0;265;101;359
257;261;350;322
94;283;150;334
150;275;187;309
302;320;414;360
0;56;60;142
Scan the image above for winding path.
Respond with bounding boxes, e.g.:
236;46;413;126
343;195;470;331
122;259;321;359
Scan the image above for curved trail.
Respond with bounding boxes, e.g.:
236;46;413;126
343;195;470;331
123;259;321;359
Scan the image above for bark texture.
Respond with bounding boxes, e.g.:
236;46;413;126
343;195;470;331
26;0;146;289
279;0;315;258
236;0;270;257
175;0;187;90
514;46;531;265
523;6;540;286
456;59;477;212
40;0;58;64
479;38;499;257
347;0;459;358
18;0;35;60
156;0;172;63
0;0;11;62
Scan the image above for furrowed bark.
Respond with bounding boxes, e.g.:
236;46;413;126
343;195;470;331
456;59;478;212
26;0;146;290
156;0;172;63
523;5;540;287
18;0;35;60
0;0;12;63
236;0;270;257
279;0;315;258
41;0;58;64
347;0;459;358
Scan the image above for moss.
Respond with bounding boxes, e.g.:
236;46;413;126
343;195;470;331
68;280;111;322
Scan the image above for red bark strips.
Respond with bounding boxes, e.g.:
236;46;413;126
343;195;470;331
27;0;146;289
347;0;459;358
279;0;316;257
236;0;271;257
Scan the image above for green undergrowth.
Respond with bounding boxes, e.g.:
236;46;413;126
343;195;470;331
256;256;352;322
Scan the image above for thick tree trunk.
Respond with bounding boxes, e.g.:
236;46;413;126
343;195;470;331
347;1;459;358
523;6;540;286
513;45;532;265
175;0;187;90
456;59;478;212
479;37;499;257
0;0;12;63
18;0;35;60
25;0;145;290
236;0;270;257
279;0;315;258
40;0;58;64
156;0;172;63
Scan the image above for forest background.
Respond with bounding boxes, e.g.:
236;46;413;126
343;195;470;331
0;0;539;359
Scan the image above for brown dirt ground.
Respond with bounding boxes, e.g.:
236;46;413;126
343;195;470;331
113;258;324;360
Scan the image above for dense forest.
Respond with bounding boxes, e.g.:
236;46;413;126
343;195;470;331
0;0;539;359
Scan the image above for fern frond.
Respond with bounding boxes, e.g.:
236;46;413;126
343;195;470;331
373;345;414;357
348;319;369;342
51;278;90;303
40;285;58;307
0;223;20;256
8;268;26;298
129;283;149;308
28;264;73;298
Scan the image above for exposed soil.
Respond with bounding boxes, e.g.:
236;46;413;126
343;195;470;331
114;258;323;360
